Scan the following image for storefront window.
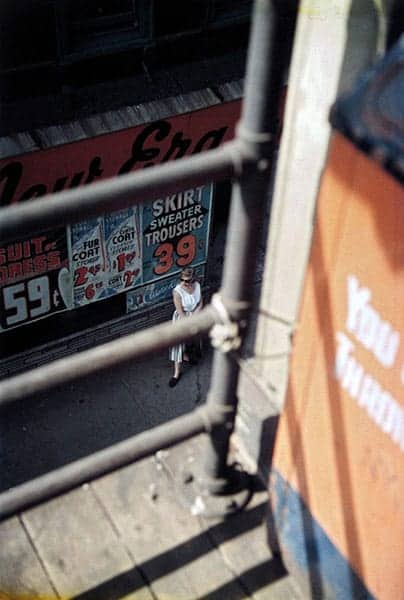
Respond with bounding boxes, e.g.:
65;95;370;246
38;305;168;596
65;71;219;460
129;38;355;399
67;1;137;38
153;0;207;37
0;1;56;71
58;0;149;62
211;0;252;24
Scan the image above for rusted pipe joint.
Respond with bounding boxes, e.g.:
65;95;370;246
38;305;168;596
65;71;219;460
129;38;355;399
235;122;275;170
224;138;253;179
223;134;273;181
211;293;250;322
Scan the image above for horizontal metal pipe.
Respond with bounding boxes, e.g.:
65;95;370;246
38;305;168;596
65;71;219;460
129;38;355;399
0;407;207;522
0;305;218;407
0;142;240;241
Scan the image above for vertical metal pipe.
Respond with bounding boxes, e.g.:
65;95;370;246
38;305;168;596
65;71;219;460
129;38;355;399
204;0;297;487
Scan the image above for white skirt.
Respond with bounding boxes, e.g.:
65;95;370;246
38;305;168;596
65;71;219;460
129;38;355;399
169;311;189;362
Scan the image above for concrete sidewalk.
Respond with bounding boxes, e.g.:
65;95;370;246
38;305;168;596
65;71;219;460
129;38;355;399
0;436;302;600
0;346;213;493
0;304;300;600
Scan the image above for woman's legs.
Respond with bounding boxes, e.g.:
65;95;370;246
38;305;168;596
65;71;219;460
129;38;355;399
173;361;181;379
169;361;182;387
169;341;183;386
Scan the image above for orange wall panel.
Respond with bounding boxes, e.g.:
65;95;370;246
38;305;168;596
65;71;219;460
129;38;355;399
273;133;404;599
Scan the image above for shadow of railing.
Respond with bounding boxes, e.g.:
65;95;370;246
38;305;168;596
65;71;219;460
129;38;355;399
198;559;288;600
0;348;213;492
72;499;288;600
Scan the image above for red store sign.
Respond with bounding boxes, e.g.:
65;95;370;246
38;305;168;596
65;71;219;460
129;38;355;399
0;100;241;207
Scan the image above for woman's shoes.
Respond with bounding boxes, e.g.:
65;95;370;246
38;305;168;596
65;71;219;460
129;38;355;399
169;374;181;387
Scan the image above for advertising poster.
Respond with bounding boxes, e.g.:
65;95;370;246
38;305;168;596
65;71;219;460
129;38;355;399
0;102;235;329
102;207;142;298
127;265;205;313
0;228;72;329
142;184;213;283
70;218;106;306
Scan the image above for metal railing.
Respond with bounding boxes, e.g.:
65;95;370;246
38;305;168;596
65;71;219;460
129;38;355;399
0;0;295;521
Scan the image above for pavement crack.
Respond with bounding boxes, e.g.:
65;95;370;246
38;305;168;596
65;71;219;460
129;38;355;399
89;484;159;600
198;514;255;599
19;515;61;599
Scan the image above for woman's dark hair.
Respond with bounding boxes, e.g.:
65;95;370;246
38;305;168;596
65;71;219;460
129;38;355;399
180;267;195;281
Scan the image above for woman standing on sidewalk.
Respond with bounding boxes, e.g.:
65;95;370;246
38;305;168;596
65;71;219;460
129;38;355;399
169;267;202;387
